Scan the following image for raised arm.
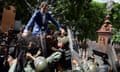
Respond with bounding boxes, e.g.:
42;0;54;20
48;13;64;33
22;11;38;37
25;11;38;31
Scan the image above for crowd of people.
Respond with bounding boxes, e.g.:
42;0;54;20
0;1;71;72
0;26;72;72
0;1;117;72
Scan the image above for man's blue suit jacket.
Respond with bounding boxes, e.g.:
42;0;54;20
25;10;61;35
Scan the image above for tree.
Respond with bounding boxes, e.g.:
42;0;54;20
1;0;119;40
52;0;107;40
111;3;120;29
112;29;120;44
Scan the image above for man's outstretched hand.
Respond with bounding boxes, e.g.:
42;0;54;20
60;28;65;35
22;30;31;38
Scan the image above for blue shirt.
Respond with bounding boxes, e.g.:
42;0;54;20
25;10;61;35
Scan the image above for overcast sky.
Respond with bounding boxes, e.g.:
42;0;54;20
93;0;120;3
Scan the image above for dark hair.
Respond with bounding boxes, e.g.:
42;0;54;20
39;1;48;8
9;47;16;59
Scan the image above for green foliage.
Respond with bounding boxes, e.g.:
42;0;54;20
48;23;57;30
52;0;107;40
112;29;120;43
1;0;120;40
111;3;120;29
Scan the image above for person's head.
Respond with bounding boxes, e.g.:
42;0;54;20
40;1;48;13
